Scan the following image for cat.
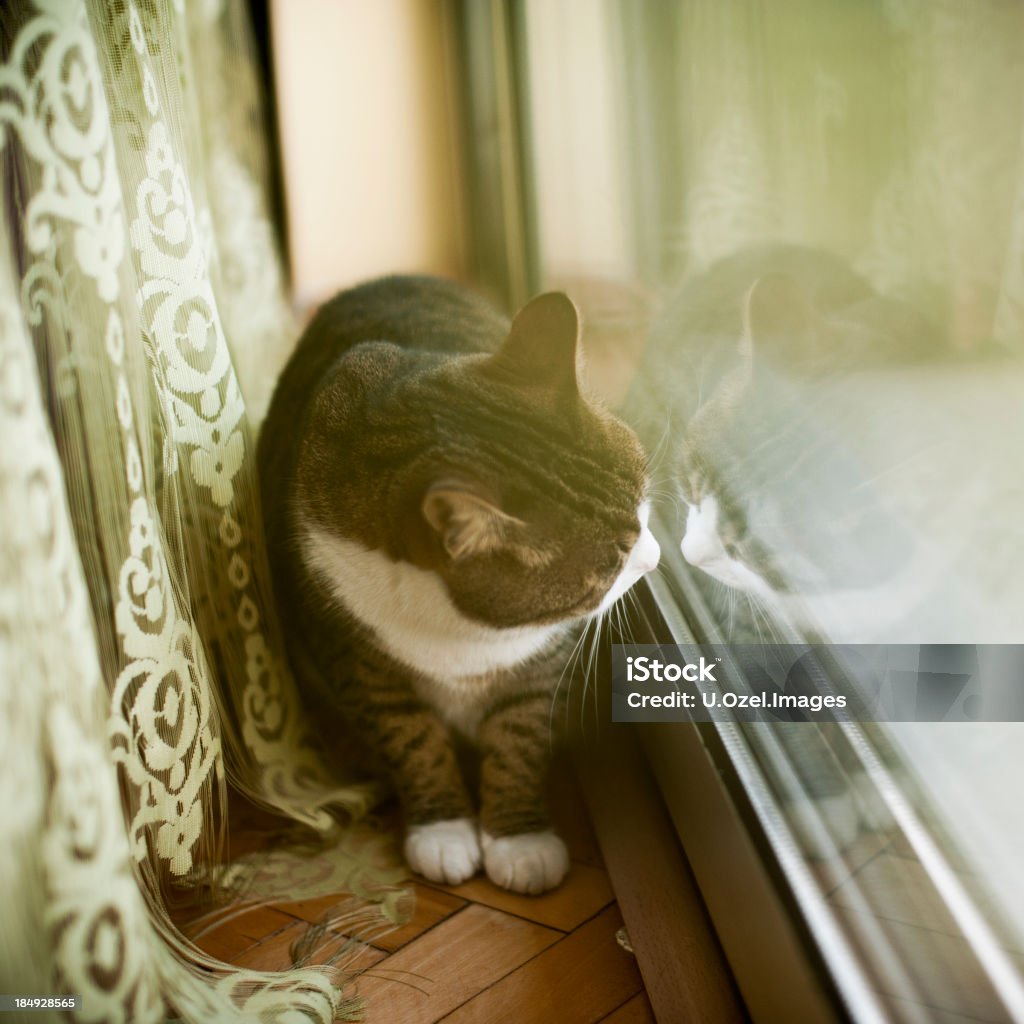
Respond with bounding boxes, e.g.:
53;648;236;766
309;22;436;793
620;243;961;858
258;275;659;894
622;244;1023;863
627;243;948;640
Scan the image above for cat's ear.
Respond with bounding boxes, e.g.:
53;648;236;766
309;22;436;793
421;479;522;560
485;292;580;395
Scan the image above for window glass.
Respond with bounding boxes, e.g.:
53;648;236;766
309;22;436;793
518;2;1024;1019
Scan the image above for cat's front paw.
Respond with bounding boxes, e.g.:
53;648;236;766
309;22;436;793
405;818;482;885
481;830;569;894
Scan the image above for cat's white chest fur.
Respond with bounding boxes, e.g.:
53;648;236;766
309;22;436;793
299;503;658;733
299;523;564;683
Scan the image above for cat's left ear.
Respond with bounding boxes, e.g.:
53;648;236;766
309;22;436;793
485;292;581;396
421;479;522;560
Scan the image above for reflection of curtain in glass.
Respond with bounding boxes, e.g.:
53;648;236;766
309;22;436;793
644;0;1024;352
0;2;400;1019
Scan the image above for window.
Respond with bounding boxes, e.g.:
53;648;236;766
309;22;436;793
454;2;1024;1020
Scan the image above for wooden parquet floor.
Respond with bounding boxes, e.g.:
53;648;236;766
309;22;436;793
170;770;654;1023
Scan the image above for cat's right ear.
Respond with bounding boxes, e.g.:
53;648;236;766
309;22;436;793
484;292;581;397
421;479;522;560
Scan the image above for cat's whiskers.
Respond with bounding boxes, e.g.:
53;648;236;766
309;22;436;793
645;408;679;475
550;619;592;743
580;608;607;736
646;484;686;519
577;586;643;740
645;561;672;585
578;614;601;733
744;593;766;646
645;481;680;501
708;577;733;644
746;590;787;645
623;585;642;625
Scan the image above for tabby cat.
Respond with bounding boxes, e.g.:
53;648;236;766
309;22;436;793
622;244;954;856
258;276;659;894
628;243;942;633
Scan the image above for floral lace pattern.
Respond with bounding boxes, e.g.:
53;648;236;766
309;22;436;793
0;1;400;1020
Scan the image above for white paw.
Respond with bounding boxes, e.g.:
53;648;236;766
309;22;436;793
404;818;481;884
481;830;569;894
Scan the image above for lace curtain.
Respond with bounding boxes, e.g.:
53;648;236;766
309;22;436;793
0;1;402;1020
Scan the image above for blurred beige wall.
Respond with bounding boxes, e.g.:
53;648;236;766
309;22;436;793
272;0;465;310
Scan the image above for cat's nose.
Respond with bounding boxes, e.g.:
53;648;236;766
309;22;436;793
681;531;717;567
638;537;660;573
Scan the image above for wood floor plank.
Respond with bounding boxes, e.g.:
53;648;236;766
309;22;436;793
442;904;643;1024
422;862;613;932
600;992;657;1024
186;906;298;962
355;904;560;1023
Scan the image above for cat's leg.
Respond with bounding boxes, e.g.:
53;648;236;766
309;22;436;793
477;691;569;894
346;682;480;885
